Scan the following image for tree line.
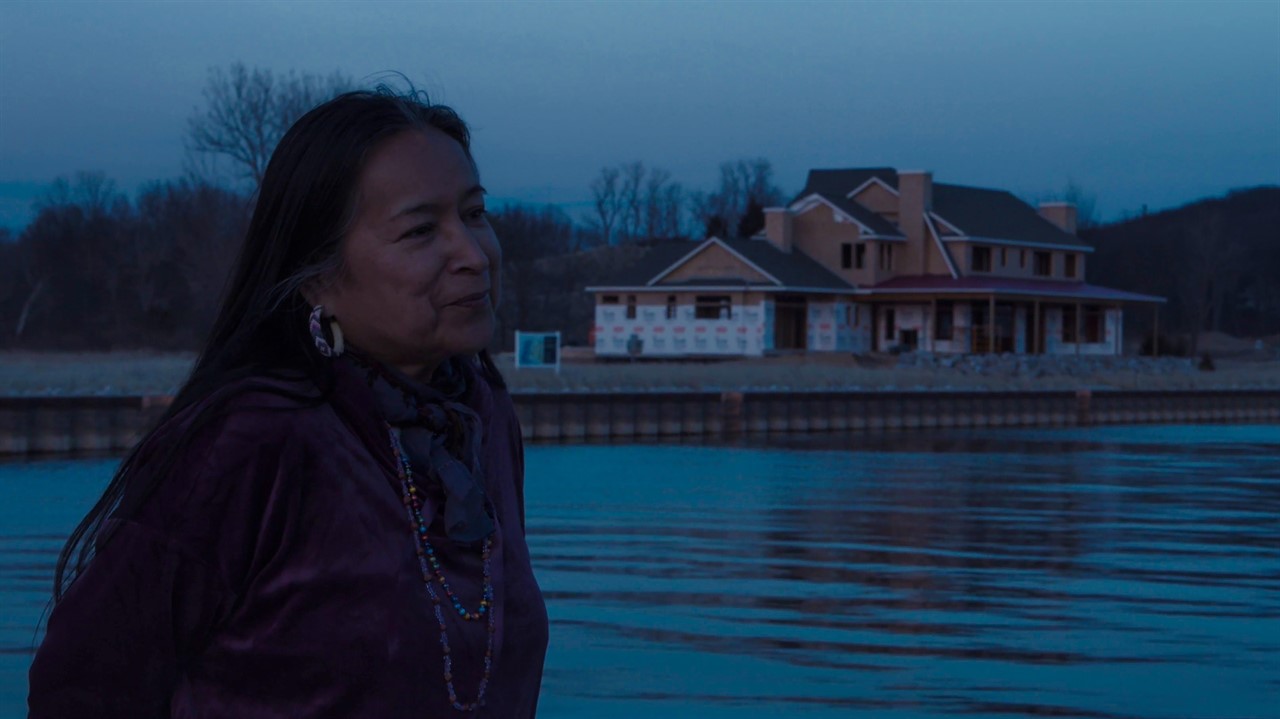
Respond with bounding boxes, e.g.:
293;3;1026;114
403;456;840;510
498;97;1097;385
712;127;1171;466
0;64;783;351
1083;186;1280;353
0;173;245;349
2;64;1277;352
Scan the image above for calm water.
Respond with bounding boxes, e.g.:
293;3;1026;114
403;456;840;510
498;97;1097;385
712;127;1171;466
2;424;1278;719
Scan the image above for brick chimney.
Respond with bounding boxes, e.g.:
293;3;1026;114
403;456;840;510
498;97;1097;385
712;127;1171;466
898;170;932;273
897;170;932;243
763;207;793;253
1038;202;1078;236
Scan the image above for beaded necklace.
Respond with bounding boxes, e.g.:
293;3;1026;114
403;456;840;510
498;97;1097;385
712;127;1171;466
389;427;495;712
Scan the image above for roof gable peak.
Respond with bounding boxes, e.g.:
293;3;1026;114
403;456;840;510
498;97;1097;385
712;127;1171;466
647;236;782;287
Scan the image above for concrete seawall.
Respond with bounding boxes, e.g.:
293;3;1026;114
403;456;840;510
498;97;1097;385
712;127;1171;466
2;389;1277;455
0;395;173;456
513;389;1279;441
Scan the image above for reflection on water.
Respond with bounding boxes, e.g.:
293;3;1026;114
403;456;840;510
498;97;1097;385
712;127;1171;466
3;425;1279;719
530;424;1280;719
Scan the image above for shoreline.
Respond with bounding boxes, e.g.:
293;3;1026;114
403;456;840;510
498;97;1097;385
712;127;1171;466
1;349;1278;397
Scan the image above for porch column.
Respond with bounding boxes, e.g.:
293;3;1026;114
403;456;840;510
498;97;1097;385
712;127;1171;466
988;294;996;354
871;304;879;352
930;297;937;352
1114;304;1123;355
1032;299;1040;355
1153;305;1160;357
1075;300;1082;356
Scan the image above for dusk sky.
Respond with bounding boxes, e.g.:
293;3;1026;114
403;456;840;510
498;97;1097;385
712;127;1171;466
1;0;1277;232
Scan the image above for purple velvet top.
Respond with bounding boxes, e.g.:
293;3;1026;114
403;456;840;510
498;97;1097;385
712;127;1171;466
28;360;548;718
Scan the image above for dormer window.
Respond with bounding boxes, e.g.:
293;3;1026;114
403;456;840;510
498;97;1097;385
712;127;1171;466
1065;254;1078;279
972;246;992;273
1034;251;1052;277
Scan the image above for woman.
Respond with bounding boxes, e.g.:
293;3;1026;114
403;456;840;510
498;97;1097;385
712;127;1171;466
28;87;548;717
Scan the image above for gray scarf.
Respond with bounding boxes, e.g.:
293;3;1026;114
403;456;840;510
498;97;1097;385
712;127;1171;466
347;353;495;544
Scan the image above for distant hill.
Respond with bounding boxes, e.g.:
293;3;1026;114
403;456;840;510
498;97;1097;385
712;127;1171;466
1083;186;1280;344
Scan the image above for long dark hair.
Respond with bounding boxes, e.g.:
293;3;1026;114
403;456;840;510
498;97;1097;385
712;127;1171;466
53;86;505;602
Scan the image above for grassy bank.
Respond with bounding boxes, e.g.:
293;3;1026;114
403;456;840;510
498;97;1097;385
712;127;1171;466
1;349;1277;396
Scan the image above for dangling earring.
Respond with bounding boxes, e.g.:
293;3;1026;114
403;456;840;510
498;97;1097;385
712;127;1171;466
309;305;345;357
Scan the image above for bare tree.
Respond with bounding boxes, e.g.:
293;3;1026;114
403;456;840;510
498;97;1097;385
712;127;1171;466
616;161;646;241
186;63;353;188
131;179;249;344
590;165;623;246
656;181;687;239
591;157;779;242
641;168;679;239
687;190;721;239
690;158;783;239
488;204;576;345
16;173;133;345
11;238;45;342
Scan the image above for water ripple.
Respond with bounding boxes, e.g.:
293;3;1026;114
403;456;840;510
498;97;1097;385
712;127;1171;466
2;427;1278;718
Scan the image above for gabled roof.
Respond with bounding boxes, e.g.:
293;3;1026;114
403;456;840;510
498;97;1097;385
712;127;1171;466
794;168;1093;250
847;175;899;199
932;184;1092;249
791;168;904;237
721;238;853;290
586;237;856;292
648;237;781;285
798;168;900;199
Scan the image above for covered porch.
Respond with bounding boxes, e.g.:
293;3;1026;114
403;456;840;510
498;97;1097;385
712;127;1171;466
865;277;1166;356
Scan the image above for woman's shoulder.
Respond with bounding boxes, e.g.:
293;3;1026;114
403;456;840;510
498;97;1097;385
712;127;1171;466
130;373;364;518
151;375;337;458
127;375;364;587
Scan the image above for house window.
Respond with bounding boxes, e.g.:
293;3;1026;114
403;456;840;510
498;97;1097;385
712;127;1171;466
935;300;954;341
601;295;619;304
852;305;860;327
1000;248;1007;267
1062;305;1078;343
878;243;894;271
1084;305;1104;343
841;243;853;269
855;242;867;269
884;307;896;341
972;246;992;273
1020;250;1027;269
666;295;677;319
1065;254;1078;279
1034;251;1052;277
626;294;637;320
695;295;732;320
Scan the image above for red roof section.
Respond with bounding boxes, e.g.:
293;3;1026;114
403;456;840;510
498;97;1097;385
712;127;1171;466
869;275;1165;303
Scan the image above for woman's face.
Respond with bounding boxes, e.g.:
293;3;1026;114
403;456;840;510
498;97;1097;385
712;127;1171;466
314;128;501;380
